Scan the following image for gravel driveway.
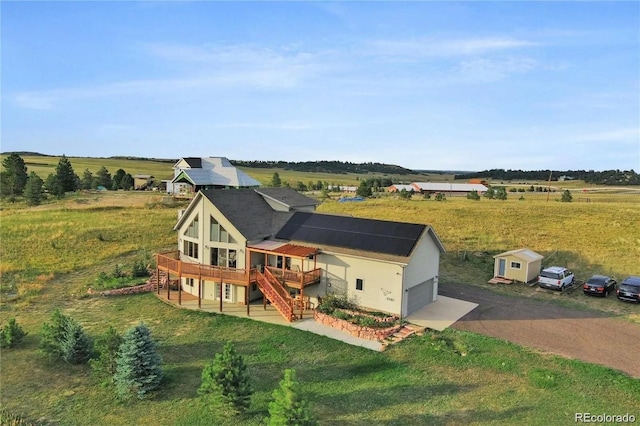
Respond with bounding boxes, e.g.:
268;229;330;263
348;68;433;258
440;282;640;378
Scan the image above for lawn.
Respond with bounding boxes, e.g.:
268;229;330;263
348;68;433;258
1;188;639;425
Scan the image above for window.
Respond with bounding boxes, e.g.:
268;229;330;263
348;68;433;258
356;278;364;291
210;248;218;266
220;227;228;243
186;278;194;287
210;217;219;241
224;284;231;300
183;240;199;259
218;248;228;267
184;215;199;238
510;261;522;269
229;250;237;268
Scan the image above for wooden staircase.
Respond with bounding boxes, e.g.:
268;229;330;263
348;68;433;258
256;268;297;322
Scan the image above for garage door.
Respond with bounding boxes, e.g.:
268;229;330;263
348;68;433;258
407;278;435;315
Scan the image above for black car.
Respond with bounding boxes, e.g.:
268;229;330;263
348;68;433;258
583;275;617;297
617;276;640;303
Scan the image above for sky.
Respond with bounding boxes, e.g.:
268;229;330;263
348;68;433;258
1;1;639;172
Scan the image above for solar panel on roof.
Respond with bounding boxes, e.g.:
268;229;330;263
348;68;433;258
276;212;425;257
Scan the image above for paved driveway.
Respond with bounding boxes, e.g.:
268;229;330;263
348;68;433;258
440;282;640;378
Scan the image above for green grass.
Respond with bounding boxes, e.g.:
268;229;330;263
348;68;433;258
1;181;639;425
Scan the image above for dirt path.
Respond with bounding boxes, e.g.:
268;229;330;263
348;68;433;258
440;282;640;378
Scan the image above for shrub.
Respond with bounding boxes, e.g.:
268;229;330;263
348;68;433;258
268;369;316;426
90;326;124;383
199;341;252;413
316;293;356;314
561;189;573;203
434;192;446;201
0;318;27;348
466;190;480;201
114;323;163;400
131;259;149;278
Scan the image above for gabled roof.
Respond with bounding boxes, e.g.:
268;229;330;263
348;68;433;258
255;187;320;209
171;157;260;188
412;182;488;192
275;211;443;257
494;248;543;262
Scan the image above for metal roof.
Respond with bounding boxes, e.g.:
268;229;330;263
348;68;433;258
412;182;488;192
171;157;260;188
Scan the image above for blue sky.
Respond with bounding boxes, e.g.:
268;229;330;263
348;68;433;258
2;1;638;171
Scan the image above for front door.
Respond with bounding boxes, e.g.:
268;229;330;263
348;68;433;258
223;284;233;302
498;259;506;276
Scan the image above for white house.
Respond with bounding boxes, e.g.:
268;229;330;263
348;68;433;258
166;157;261;195
157;187;445;321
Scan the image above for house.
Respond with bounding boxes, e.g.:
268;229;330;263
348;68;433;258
492;248;543;283
411;182;488;196
166;157;261;195
133;174;154;190
157;187;445;322
387;184;415;193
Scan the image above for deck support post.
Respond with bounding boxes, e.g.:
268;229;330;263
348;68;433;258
156;267;160;294
198;276;202;309
219;282;223;312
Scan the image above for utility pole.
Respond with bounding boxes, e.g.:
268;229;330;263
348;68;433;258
546;171;552;202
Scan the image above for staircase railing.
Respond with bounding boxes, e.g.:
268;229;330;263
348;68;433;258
256;269;296;322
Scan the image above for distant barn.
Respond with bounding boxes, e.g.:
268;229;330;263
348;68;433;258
411;182;488;196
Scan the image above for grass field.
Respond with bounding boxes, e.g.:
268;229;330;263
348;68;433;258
1;180;639;425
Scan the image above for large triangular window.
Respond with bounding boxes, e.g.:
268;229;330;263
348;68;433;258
184;214;199;238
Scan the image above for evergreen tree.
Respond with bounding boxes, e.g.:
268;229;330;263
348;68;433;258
271;172;282;187
112;168;126;190
55;154;77;192
90;326;123;383
23;172;44;206
484;187;496;199
60;319;93;364
495;187;508;200
268;369;316;426
121;173;134;191
0;318;27;349
355;181;372;197
199;341;252;413
40;309;71;361
96;166;112;189
434;192;446;201
561;189;573;202
466;190;480;201
1;153;28;197
81;169;94;190
45;173;65;198
114;323;162;400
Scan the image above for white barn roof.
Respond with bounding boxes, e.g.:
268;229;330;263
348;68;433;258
412;182;488;192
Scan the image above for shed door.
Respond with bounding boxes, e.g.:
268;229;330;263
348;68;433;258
498;259;506;276
407;278;435;315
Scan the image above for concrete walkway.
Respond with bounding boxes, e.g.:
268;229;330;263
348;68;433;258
405;295;478;331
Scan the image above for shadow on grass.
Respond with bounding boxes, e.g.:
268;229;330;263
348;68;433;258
376;405;533;425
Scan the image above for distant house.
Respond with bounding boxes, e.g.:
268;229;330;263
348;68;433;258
411;182;488;196
157;187;445;322
492;248;543;283
133;174;154;190
387;184;415;193
166;157;261;195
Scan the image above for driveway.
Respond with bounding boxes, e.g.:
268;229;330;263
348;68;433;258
440;282;640;378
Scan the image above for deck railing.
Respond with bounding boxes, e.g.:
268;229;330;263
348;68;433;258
156;251;254;286
266;266;322;287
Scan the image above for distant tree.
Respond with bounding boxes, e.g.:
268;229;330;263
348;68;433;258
121;173;134;191
90;326;123;383
466;190;480;201
269;172;282;187
296;181;308;192
528;185;535;192
96;166;112;189
114;323;163;400
495;187;508;200
199;341;252;413
23;172;45;206
316;180;323;190
307;181;315;191
561;189;573;202
60;319;93;365
434;192;446;201
483;187;495;199
55;154;77;192
44;173;65;198
399;188;412;199
268;369;316;426
112;169;126;190
81;169;94;190
356;181;372;197
40;309;72;361
0;318;27;349
1;153;28;197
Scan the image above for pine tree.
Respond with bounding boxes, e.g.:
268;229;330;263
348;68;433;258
356;181;372;197
495;187;508;200
45;173;65;198
112;168;126;190
121;173;134;191
60;319;93;364
561;189;573;202
23;172;44;206
55;154;77;192
1;153;28;197
268;369;316;426
90;326;123;383
199;341;252;412
96;166;112;189
40;309;71;361
466;190;480;201
271;172;282;187
484;187;495;199
81;169;94;190
114;323;163;400
0;318;27;349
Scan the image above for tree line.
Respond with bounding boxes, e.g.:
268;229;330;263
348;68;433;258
0;153;137;206
455;169;640;185
232;159;414;175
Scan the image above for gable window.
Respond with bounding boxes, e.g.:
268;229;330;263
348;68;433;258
183;241;199;259
510;261;522;269
210;216;236;243
356;278;364;291
184;215;199;238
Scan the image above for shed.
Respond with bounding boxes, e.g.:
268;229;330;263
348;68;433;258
493;248;543;283
133;174;154;190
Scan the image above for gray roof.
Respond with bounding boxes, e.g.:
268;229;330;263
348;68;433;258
171;157;260;188
255;187;319;208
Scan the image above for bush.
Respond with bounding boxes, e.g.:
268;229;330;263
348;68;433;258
316;293;356;314
90;326;124;384
0;318;27;349
268;369;316;426
561;189;573;203
199;341;252;413
114;323;163;400
434;192;446;201
131;259;149;278
466;190;480;201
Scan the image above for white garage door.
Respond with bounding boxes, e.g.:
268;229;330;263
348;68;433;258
407;278;435;315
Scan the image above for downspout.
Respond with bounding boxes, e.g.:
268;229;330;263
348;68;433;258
400;265;406;321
